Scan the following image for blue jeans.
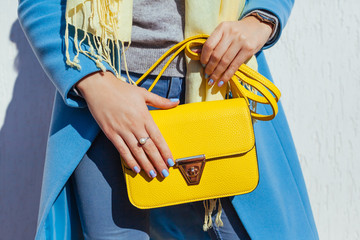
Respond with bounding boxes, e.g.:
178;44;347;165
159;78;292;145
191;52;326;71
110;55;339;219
71;72;250;240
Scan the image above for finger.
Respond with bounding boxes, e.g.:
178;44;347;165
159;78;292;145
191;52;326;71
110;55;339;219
121;131;158;178
203;36;232;82
218;47;253;85
145;117;175;168
143;90;179;109
111;134;141;174
209;41;242;87
200;26;223;66
133;128;170;178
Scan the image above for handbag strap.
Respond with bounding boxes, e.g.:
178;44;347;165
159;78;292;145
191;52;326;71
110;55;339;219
135;34;281;121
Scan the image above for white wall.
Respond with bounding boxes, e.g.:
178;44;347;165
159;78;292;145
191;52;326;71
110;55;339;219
0;2;55;239
1;0;359;239
266;0;360;239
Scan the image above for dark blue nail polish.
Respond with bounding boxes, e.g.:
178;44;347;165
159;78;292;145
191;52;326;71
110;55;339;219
134;166;140;173
167;158;175;167
218;81;224;87
201;63;206;68
208;79;214;85
162;169;169;178
169;98;179;102
149;170;157;178
204;73;209;79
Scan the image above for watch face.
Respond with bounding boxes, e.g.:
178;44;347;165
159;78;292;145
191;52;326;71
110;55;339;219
250;12;276;28
258;13;275;23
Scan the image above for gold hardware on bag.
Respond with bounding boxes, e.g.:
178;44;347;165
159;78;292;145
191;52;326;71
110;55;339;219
176;155;206;185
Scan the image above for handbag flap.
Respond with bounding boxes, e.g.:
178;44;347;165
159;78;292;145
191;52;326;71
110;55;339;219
150;98;255;161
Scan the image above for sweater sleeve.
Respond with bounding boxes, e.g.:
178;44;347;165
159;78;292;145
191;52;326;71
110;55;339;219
240;0;295;49
17;0;115;108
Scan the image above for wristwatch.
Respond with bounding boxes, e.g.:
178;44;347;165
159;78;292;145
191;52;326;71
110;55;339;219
246;10;279;44
248;11;276;29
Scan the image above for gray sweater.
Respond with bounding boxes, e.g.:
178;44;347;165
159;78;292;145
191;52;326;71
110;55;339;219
121;0;185;77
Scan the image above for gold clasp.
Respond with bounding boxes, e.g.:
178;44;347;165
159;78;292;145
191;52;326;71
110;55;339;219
175;154;205;185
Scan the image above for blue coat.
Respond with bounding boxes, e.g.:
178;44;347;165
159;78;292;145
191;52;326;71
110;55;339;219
18;0;319;239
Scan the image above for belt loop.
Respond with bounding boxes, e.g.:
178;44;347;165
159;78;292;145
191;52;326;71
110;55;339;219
167;77;183;99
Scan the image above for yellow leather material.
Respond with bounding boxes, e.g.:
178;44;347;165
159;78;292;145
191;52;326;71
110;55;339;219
123;98;259;209
121;35;281;209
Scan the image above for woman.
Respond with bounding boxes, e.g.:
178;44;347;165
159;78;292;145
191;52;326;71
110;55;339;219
18;0;318;239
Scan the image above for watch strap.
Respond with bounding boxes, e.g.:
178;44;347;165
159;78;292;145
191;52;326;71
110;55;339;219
244;10;279;44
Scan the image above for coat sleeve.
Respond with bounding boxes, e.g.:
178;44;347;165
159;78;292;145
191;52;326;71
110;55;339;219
17;0;115;108
240;0;295;49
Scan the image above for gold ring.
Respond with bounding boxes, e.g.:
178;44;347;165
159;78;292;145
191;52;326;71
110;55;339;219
139;137;150;145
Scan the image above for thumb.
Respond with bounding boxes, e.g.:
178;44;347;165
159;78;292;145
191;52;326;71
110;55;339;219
144;91;180;109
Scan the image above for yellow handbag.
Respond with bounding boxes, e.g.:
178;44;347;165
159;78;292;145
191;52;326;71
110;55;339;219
121;35;280;211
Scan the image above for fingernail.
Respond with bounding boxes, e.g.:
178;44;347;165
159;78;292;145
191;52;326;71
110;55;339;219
201;63;206;68
167;158;175;167
208;79;214;86
149;170;157;178
218;81;224;87
204;73;209;79
134;166;140;173
162;169;169;178
169;98;179;102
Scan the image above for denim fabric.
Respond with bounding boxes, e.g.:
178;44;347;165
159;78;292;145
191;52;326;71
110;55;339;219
71;72;250;239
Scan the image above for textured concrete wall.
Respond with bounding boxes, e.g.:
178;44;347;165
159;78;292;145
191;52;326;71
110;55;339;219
266;0;360;239
0;2;55;239
1;0;359;239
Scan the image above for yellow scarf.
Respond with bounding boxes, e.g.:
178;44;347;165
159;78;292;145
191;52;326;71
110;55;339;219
64;0;257;103
64;0;257;230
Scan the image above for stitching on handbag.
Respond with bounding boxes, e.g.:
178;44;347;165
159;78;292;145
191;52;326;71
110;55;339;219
127;179;259;209
124;147;259;209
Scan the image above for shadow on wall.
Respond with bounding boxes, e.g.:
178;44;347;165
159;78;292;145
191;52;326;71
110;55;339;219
0;20;55;239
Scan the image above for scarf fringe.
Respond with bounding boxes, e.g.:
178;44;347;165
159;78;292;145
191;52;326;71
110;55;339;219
203;198;224;231
234;76;258;124
242;81;258;124
64;1;134;84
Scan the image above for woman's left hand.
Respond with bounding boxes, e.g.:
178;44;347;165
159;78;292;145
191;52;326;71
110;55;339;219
200;16;273;87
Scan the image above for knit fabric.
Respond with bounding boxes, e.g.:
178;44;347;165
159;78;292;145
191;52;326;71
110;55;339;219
120;0;186;77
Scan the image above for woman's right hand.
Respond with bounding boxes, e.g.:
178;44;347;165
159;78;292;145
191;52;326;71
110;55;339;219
76;71;179;178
